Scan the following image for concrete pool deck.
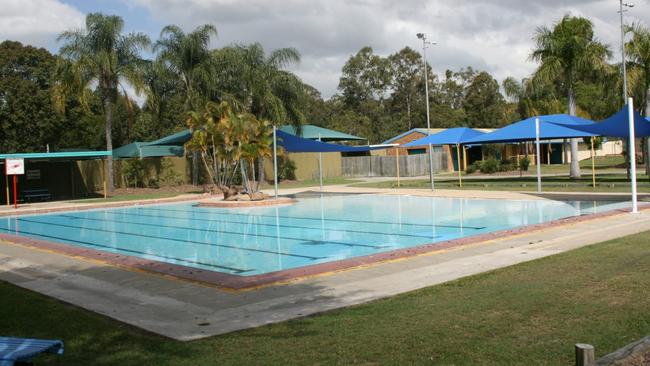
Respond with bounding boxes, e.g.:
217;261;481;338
0;187;649;340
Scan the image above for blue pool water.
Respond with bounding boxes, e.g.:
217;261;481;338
0;194;629;276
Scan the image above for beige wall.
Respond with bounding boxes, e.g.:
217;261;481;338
264;152;342;181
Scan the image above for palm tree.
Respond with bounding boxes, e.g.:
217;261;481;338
625;22;650;174
213;43;305;184
531;15;611;179
154;24;218;184
626;22;650;116
54;13;150;191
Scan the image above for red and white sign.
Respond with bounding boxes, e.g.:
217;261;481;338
6;158;25;175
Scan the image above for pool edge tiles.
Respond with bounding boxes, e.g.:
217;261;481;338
0;203;644;290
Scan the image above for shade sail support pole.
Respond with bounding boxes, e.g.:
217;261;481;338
628;98;638;213
591;137;596;188
5;168;9;207
535;117;542;193
395;147;400;187
318;133;323;192
273;125;278;199
428;143;435;191
456;144;462;187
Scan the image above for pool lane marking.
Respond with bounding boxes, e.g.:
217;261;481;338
133;206;487;231
86;209;438;240
58;213;399;249
0;227;253;274
14;218;325;261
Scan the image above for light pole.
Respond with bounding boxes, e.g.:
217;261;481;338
417;32;436;191
618;0;634;180
619;0;634;101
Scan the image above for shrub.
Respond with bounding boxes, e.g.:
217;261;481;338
480;158;499;174
159;158;184;186
278;156;297;181
519;156;530;171
122;158;146;188
465;161;481;174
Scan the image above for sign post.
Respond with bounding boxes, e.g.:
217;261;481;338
5;158;25;209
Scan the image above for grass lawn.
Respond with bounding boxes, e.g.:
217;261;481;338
261;177;360;189
76;191;194;203
353;174;650;193
2;231;650;365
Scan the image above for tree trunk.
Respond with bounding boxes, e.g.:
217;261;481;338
568;88;581;179
406;96;412;130
257;157;265;193
103;97;115;191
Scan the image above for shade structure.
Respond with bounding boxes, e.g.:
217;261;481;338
463;114;595;144
112;142;185;158
276;130;383;153
550;105;650;138
279;125;365;142
403;127;485;147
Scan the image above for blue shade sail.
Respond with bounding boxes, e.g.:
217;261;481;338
403;127;485;147
464;114;595;144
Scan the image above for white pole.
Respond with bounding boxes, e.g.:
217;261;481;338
273;125;278;199
628;98;638;213
318;133;323;192
535;117;542;193
419;33;435;191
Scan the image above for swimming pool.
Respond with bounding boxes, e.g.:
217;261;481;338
0;194;629;277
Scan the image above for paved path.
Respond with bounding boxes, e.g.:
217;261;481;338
1;187;649;340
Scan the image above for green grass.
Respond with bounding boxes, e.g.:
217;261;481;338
355;173;650;193
76;192;195;203
261;177;360;189
2;231;650;365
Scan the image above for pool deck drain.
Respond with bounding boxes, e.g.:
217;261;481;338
0;188;649;340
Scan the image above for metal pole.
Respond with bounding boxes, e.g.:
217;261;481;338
273;125;278;199
395;147;400;187
591;137;596;188
13;175;17;209
456;144;462;187
628;98;638;213
419;33;435;191
620;0;629;101
5;167;9;207
318;133;323;192
535;117;542;193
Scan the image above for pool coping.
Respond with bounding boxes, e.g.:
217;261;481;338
1;200;647;290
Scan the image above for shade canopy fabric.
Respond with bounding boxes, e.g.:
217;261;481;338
276;130;384;153
550;105;650;138
0;151;111;161
403;127;485;147
279;125;365;141
112;142;185;159
463;114;595;144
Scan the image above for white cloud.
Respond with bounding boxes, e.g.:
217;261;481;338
126;0;650;97
0;0;85;49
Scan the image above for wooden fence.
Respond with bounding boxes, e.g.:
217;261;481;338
342;149;447;177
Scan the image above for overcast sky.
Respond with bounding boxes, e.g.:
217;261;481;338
1;0;649;99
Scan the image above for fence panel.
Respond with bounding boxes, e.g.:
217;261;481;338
342;149;447;177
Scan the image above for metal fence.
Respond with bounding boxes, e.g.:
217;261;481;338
342;149;447;177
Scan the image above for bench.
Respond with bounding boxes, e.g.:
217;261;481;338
20;189;51;203
0;337;64;366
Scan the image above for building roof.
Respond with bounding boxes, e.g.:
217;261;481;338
279;125;365;141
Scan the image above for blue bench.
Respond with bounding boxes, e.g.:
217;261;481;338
20;190;51;203
0;337;64;366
